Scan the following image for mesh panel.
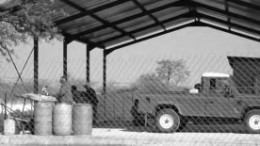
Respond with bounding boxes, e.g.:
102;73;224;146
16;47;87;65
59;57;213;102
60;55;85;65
1;52;260;144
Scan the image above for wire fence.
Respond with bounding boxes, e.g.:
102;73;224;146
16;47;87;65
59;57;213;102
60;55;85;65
1;53;260;144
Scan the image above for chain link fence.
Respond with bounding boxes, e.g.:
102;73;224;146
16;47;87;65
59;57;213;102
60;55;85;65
0;53;260;142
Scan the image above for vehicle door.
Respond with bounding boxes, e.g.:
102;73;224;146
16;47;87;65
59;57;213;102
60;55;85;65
204;92;241;118
175;93;208;117
139;93;208;117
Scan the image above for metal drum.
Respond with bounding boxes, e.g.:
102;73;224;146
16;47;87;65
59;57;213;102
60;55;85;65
73;104;93;135
34;102;53;135
53;103;72;136
4;118;16;135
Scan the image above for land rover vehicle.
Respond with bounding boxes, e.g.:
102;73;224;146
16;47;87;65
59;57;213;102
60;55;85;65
138;73;260;133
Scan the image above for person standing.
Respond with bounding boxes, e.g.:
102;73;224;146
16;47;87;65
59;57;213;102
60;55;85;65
130;99;145;126
71;85;88;103
84;84;98;123
56;76;74;104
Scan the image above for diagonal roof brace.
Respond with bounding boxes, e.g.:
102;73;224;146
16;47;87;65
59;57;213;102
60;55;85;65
227;0;260;10
198;21;260;42
132;0;166;30
105;21;196;53
55;0;131;25
69;0;188;42
59;0;136;40
191;1;260;26
56;0;260;48
198;13;260;35
98;13;192;46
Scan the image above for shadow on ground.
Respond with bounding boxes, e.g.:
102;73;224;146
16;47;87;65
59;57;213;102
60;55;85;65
94;120;249;134
0;117;249;135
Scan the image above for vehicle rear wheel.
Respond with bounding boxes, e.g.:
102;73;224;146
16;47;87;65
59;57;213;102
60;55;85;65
156;109;180;133
244;109;260;133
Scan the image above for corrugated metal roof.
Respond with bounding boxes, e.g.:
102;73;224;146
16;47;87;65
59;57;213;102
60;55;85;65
1;0;260;52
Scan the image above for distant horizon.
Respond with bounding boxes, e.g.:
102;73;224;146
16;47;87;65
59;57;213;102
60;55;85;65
1;27;260;91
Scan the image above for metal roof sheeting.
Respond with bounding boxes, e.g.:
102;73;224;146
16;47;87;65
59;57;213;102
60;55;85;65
1;0;260;51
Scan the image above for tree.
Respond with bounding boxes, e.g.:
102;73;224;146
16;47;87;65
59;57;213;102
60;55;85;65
156;59;190;86
0;0;64;60
133;73;168;93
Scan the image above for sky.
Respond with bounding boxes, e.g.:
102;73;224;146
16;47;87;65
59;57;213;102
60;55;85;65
1;27;260;89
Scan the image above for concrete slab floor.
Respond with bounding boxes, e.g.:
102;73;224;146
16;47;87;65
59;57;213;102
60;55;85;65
0;128;260;146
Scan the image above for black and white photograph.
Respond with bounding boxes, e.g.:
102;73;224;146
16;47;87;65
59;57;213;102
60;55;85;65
0;0;260;145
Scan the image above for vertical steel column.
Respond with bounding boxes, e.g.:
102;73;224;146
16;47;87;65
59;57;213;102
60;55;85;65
103;49;114;95
33;37;39;93
103;49;107;95
86;45;95;83
86;46;90;83
63;38;68;79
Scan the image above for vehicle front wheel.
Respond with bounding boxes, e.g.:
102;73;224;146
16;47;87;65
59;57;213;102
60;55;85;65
156;109;180;133
244;109;260;133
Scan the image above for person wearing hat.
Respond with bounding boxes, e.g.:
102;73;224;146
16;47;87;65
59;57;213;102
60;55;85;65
71;85;88;103
55;76;74;104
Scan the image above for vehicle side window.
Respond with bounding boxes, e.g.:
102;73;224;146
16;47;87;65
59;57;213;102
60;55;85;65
209;79;216;91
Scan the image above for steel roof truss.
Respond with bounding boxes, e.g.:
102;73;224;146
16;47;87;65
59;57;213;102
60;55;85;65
198;13;260;35
131;0;166;30
70;0;188;42
59;0;136;40
199;22;260;42
106;21;195;53
192;1;260;27
55;0;131;25
227;0;260;10
97;12;192;46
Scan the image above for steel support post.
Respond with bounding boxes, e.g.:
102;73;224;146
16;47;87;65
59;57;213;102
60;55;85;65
86;45;95;83
103;49;107;95
63;38;68;79
33;37;39;93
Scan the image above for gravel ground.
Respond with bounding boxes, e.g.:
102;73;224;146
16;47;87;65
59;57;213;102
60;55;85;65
0;123;259;146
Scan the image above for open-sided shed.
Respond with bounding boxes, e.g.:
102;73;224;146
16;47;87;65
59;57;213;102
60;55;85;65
1;0;260;93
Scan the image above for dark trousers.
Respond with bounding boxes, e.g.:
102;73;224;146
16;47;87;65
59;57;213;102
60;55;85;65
133;113;145;126
92;104;98;124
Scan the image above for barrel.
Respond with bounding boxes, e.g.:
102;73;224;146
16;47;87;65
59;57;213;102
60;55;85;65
4;118;16;135
73;104;93;135
34;102;53;135
53;103;72;136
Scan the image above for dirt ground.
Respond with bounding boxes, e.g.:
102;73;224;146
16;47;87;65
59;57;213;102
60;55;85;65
0;126;259;146
1;118;259;146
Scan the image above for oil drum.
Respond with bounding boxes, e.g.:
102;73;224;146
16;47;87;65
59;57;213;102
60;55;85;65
53;103;73;135
73;103;92;135
34;102;53;135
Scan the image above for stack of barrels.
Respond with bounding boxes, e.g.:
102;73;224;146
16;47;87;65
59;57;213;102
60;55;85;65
34;102;93;136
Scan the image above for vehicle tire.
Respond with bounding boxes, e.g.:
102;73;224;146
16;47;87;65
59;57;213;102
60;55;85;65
244;109;260;133
176;117;188;132
156;109;180;133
